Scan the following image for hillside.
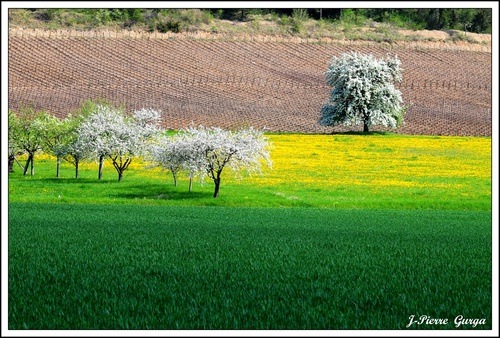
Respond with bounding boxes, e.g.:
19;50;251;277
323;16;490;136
8;28;492;136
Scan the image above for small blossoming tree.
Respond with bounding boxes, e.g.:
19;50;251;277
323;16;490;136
62;129;92;179
77;104;161;181
149;129;206;191
319;51;409;133
180;126;272;198
149;126;272;198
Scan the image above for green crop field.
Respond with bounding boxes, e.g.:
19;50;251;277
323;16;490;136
6;133;493;331
8;203;491;330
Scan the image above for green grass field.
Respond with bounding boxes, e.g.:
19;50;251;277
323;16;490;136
7;134;493;330
8;203;492;330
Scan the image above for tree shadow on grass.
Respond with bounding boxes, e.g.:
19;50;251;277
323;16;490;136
10;177;108;184
16;177;211;201
109;183;211;201
29;177;116;184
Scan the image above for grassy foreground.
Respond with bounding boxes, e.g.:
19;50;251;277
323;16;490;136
8;202;491;330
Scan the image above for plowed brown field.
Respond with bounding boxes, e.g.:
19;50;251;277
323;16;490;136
8;34;492;136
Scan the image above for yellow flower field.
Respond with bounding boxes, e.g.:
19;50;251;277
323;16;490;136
24;133;491;209
251;134;491;186
239;133;492;208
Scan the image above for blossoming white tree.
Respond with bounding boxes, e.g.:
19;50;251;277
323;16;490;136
149;133;196;188
180;126;272;198
77;104;161;181
133;107;163;138
58;102;99;179
77;104;122;180
319;51;408;133
148;126;271;197
62;130;92;179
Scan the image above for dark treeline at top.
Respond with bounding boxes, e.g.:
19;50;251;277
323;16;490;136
17;8;492;34
230;8;491;33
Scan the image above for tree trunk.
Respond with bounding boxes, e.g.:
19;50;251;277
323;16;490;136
112;157;131;182
8;155;15;173
172;172;177;186
213;173;221;198
98;155;104;180
213;180;220;198
30;156;35;176
56;156;61;178
189;177;193;192
75;160;79;179
23;155;32;175
363;120;369;133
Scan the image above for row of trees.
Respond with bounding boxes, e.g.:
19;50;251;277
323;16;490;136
8;101;158;180
8;101;271;198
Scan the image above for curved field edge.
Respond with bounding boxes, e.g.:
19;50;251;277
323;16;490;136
7;134;492;211
8;202;492;330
